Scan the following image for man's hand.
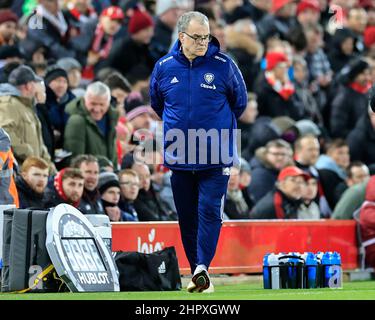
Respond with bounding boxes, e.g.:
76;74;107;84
87;51;100;66
34;81;46;104
105;206;121;222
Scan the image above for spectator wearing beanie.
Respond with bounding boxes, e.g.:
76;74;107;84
57;57;84;95
44;64;76;149
255;51;302;120
82;6;124;80
0;9;18;46
105;8;155;78
296;0;321;28
98;171;134;221
330;58;372;139
150;0;185;61
257;0;299;43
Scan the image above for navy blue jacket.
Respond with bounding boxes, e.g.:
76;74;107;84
150;37;247;171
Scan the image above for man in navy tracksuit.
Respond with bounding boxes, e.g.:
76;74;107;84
150;11;247;293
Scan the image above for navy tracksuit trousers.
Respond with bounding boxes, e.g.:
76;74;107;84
170;167;230;274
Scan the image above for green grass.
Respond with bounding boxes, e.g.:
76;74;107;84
1;281;375;300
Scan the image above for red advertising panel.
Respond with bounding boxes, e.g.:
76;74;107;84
112;220;358;275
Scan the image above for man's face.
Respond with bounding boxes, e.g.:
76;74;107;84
341;37;354;56
119;174;140;200
298;9;320;27
41;0;59;15
348;165;370;186
62;177;84;203
132;164;151;191
302;178;318;202
228;167;240;191
277;2;297;18
79;161;99;191
266;147;290;170
68;69;81;89
102;186;121;204
84;93;110;121
296;137;320;166
132;26;154;45
179;19;210;60
348;9;368;33
101;16;122;36
48;76;68;99
279;175;306;200
22;166;49;194
0;21;17;41
354;69;371;87
293;63;307;83
273;62;289;82
329;146;350;169
111;88;128;108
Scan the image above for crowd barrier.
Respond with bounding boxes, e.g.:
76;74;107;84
112;220;358;275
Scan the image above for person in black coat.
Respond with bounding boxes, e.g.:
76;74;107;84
330;58;371;139
71;154;106;216
347;107;375;166
255;51;302;121
250;166;310;219
34;80;55;161
149;2;181;62
104;8;155;78
225;18;262;92
224;167;252;219
43;168;84;209
248;139;294;203
16;156;50;209
327;28;357;73
132;163;176;221
256;0;299;43
44;65;76;150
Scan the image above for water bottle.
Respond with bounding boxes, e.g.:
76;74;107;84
322;251;333;288
278;253;289;289
268;253;280;290
330;252;343;289
263;253;271;289
286;253;298;289
316;251;324;288
287;252;305;289
295;252;305;289
304;252;318;289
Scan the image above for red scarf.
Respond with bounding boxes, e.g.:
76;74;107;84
91;25;114;59
83;25;114;80
266;72;295;101
54;169;80;208
349;82;372;94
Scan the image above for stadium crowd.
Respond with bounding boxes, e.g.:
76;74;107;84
1;0;375;225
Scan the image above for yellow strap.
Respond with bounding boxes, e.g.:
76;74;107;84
13;264;56;294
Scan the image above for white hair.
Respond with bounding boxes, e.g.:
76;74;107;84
177;11;209;33
85;81;111;102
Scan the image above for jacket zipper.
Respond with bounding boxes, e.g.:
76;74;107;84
188;60;193;170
